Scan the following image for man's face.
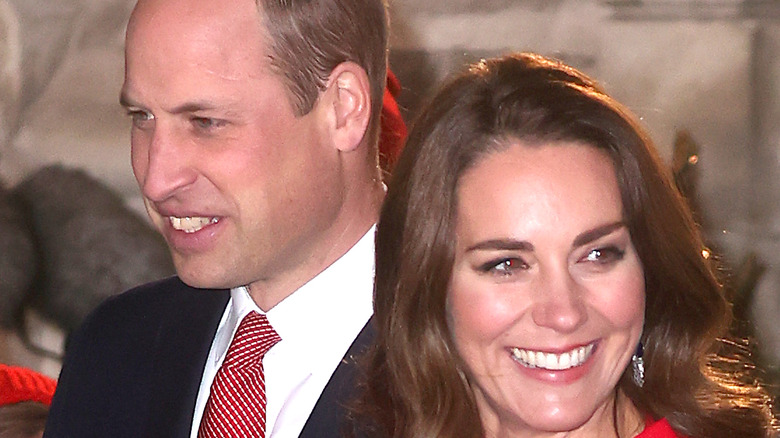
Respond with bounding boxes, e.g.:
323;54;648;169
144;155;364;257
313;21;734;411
121;0;348;302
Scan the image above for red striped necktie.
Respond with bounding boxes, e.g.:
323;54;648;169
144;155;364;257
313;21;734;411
198;311;281;438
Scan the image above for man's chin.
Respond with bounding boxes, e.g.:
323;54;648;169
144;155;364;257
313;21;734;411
173;262;231;290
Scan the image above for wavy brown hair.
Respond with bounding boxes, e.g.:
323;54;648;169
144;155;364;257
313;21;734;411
353;52;777;437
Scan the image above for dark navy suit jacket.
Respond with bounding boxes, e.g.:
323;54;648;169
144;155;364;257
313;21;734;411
43;277;373;438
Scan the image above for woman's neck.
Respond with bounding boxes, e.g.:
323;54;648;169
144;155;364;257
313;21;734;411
615;389;646;438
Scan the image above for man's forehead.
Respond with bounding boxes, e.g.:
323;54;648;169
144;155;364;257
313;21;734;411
125;0;271;77
128;0;263;39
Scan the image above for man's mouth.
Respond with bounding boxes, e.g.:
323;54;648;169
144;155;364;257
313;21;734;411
169;216;219;233
510;343;595;371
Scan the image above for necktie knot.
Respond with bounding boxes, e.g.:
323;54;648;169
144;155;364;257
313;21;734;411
223;311;281;368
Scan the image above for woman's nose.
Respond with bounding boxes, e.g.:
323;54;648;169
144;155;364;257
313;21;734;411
530;270;588;333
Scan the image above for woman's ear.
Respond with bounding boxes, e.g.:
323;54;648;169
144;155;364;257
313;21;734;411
323;61;371;152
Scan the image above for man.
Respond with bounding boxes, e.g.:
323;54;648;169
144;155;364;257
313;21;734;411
43;0;389;436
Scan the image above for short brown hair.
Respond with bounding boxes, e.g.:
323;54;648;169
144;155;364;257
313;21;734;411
355;53;777;438
258;0;388;150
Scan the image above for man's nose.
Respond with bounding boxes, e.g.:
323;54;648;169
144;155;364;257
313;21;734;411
135;125;198;202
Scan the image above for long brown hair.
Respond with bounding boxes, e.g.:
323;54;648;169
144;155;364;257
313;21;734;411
355;52;777;437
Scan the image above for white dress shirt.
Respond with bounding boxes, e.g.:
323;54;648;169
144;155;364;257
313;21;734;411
189;226;375;438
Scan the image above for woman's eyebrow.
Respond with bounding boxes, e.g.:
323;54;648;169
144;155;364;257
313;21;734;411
466;239;534;253
571;221;625;249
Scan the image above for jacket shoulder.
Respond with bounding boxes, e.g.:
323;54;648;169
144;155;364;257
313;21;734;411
89;276;197;315
44;277;229;438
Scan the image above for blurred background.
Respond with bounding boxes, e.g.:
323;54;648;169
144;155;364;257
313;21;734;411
0;0;778;401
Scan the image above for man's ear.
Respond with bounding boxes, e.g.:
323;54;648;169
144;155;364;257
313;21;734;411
323;62;371;152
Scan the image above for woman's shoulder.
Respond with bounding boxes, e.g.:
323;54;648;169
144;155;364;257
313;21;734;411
636;418;688;438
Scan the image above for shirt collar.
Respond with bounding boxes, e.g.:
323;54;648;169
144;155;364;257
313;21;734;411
213;225;375;364
267;225;375;346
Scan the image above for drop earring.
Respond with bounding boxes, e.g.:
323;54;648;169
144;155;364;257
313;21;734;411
632;342;645;387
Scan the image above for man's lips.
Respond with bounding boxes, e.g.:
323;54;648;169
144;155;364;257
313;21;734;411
168;216;220;233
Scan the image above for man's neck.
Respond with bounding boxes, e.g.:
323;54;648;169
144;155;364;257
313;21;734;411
248;182;383;311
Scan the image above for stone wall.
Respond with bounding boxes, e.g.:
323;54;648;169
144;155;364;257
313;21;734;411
1;0;779;380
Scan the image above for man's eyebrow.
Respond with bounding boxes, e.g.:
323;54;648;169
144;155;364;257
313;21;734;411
118;92;222;114
466;239;534;253
571;221;625;249
169;101;219;114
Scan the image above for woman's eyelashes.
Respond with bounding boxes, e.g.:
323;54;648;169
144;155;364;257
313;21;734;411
473;245;626;277
478;256;529;276
579;245;626;267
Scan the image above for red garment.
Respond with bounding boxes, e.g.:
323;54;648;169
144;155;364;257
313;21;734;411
378;69;407;173
636;418;687;438
0;363;57;406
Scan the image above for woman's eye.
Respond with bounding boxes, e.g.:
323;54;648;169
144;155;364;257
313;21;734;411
583;247;625;264
480;258;528;276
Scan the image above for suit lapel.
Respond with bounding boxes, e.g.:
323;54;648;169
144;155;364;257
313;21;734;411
145;283;230;437
138;282;374;437
298;317;376;438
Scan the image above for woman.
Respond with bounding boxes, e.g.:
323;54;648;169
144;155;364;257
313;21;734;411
354;53;777;437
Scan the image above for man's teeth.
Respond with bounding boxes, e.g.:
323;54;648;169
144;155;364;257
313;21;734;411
510;344;595;371
169;216;219;233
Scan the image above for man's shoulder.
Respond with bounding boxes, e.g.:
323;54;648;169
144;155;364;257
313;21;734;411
56;275;231;396
92;276;224;316
45;278;231;438
75;276;230;342
109;275;204;304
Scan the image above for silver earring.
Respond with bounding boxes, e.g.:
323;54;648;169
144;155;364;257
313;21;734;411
632;342;645;387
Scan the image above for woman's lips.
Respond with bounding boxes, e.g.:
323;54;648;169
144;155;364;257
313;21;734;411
510;342;596;371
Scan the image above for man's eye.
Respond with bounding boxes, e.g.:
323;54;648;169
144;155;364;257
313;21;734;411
126;109;154;124
191;117;224;130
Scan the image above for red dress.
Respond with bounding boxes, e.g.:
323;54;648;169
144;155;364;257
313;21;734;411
636;418;687;438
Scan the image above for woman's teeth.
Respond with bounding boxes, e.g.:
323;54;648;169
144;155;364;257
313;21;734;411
169;216;219;233
510;343;595;370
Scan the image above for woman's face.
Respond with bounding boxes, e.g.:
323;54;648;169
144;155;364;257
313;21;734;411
448;141;645;436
